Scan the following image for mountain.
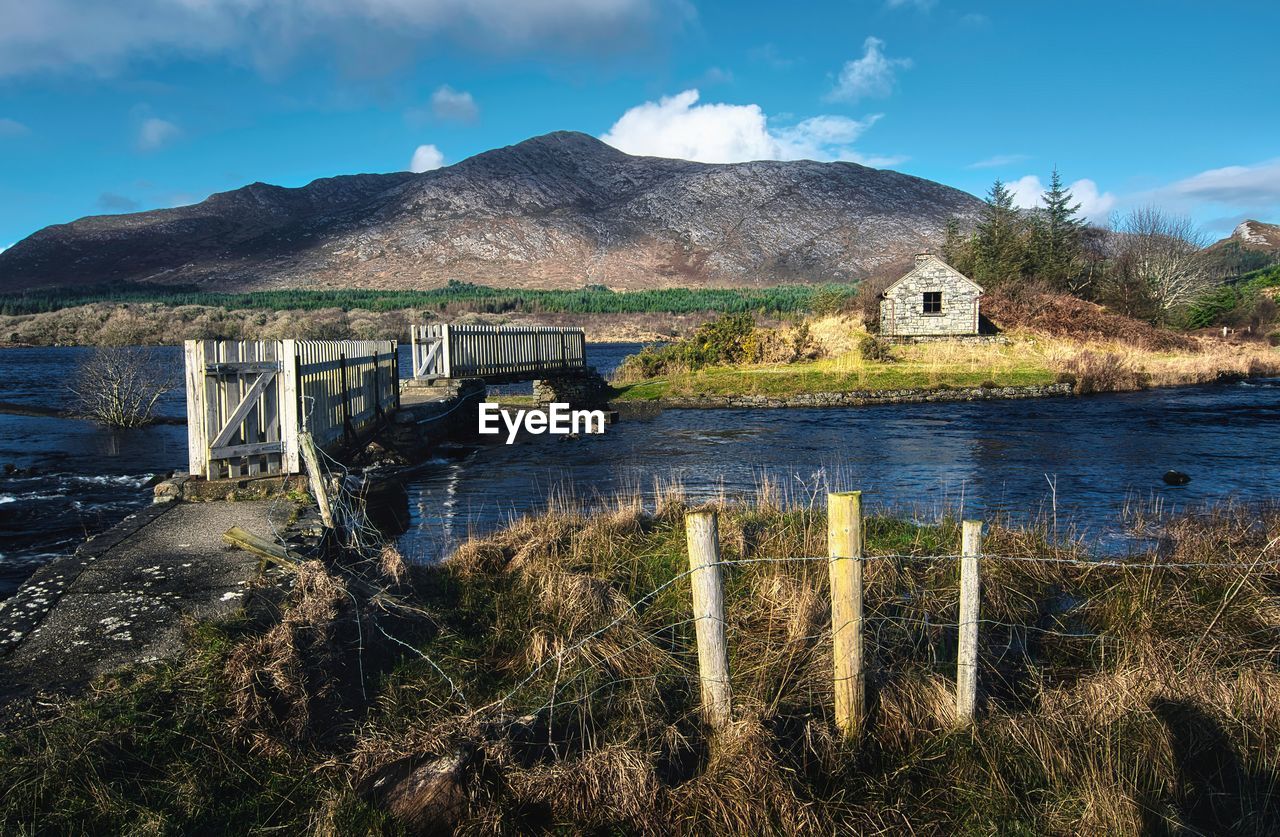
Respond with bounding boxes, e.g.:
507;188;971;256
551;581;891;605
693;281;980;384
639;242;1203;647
1218;220;1280;252
1205;220;1280;278
0;131;984;293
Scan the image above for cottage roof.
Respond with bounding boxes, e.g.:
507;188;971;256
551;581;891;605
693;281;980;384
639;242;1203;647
879;254;984;298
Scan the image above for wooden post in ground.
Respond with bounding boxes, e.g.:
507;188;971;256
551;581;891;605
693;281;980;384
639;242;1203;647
956;520;983;725
299;430;335;530
685;510;732;730
828;491;865;739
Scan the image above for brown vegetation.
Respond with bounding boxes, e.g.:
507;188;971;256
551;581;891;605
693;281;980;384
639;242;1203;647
0;302;713;347
984;288;1198;352
3;493;1280;834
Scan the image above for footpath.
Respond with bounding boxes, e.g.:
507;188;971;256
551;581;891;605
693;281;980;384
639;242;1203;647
0;499;301;713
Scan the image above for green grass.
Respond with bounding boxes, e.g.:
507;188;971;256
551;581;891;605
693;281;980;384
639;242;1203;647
0;617;393;835
612;355;1058;401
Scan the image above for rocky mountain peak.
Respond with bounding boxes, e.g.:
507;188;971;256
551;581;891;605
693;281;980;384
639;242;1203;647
0;131;985;292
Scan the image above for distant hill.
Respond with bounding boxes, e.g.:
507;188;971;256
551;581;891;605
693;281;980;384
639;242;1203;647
0;132;983;293
1205;219;1280;279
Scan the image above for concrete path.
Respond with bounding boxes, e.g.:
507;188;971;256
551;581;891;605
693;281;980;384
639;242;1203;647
0;499;295;707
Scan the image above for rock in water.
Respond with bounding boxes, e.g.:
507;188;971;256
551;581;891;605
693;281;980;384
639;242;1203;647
1162;470;1191;486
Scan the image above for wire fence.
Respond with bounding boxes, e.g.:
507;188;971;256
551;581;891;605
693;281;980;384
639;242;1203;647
271;447;1280;747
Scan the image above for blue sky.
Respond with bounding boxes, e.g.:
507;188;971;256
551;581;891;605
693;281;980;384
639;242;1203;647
2;0;1278;252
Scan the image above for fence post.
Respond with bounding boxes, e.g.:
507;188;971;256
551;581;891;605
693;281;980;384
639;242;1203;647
685;510;732;730
956;520;983;725
299;431;335;530
828;491;865;739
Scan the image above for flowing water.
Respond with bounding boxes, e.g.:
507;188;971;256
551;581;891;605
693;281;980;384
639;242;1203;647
2;344;1279;600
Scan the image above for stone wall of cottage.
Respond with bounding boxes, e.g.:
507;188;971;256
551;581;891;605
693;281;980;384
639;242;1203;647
879;258;980;336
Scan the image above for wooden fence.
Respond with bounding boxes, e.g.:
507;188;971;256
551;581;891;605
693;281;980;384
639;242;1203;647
685;495;985;735
184;339;398;479
411;324;586;381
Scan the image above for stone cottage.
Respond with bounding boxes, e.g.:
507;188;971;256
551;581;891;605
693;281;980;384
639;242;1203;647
878;254;983;337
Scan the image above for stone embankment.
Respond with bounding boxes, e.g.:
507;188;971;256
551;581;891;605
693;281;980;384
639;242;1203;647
653;382;1074;409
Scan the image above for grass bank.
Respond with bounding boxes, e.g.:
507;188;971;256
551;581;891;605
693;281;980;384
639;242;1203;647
611;314;1280;402
3;490;1279;834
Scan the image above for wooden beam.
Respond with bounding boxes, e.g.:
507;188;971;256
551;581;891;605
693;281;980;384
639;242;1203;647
828;491;865;740
299;430;336;530
209;370;276;448
686;509;732;730
223;525;293;564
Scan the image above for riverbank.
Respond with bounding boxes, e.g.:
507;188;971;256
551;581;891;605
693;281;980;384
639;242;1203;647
2;492;1278;834
628;380;1074;409
611;320;1280;404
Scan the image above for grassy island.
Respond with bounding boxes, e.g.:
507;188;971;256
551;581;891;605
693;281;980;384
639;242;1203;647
610;292;1280;403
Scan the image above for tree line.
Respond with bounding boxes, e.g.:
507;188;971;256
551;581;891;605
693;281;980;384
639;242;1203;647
0;281;832;318
940;171;1277;327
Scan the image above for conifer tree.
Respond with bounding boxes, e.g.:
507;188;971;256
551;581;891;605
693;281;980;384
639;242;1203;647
1031;168;1085;288
972;178;1026;285
941;218;975;275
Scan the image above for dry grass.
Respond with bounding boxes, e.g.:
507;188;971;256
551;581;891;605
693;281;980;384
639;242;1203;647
339;494;1280;835
6;494;1280;834
224;560;349;756
615;296;1280;401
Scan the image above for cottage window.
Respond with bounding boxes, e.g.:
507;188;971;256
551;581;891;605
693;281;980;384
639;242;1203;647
922;291;943;314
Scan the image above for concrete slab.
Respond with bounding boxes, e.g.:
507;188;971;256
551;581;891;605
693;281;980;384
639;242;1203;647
0;499;298;707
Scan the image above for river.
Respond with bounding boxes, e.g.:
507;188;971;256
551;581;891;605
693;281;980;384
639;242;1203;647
2;344;1279;599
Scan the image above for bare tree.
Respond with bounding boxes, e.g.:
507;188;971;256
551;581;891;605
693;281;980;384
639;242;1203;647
1111;207;1213;318
69;347;174;428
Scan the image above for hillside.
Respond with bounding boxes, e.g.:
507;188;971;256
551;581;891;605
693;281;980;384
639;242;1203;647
1204;219;1280;278
0;132;983;293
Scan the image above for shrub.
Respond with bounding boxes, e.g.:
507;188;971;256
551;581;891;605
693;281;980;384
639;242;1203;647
853;275;892;331
858;335;894;362
984;289;1197;352
1267;330;1280;347
68;346;175;427
1060;351;1150;395
809;286;857;317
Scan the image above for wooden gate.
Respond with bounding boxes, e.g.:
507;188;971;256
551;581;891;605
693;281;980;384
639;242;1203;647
185;339;398;479
410;324;586;382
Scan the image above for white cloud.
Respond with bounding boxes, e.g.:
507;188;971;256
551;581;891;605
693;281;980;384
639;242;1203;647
1007;174;1116;222
1155;159;1280;212
431;85;479;122
600;89;903;166
0;243;11;254
409;144;445;172
885;0;936;9
136;117;180;151
0;0;679;78
966;153;1029;170
828;36;911;103
0;117;29;136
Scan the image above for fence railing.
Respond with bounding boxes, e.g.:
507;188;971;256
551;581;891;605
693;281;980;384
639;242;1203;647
184;339;398;479
410;323;586;381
